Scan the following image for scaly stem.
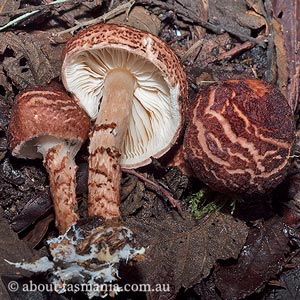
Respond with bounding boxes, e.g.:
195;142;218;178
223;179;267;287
44;142;79;233
88;68;136;219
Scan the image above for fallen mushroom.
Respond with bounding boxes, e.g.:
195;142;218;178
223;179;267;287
61;24;188;219
8;86;90;233
184;78;295;195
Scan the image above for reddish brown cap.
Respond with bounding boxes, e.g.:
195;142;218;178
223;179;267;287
184;78;295;195
9;86;90;159
61;23;188;168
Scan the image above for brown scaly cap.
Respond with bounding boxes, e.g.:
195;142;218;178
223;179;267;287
62;23;187;100
184;78;295;195
9;86;90;158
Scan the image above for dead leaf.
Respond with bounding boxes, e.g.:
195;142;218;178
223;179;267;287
11;190;52;233
0;0;21;26
0;31;65;90
271;0;300;112
125;199;248;299
0;207;37;300
121;175;145;217
209;0;266;39
215;217;291;300
194;276;223;300
23;214;54;248
279;130;300;226
1;274;67;300
108;6;161;35
245;0;267;17
0;67;13;105
0;158;25;186
263;267;300;300
272;17;289;97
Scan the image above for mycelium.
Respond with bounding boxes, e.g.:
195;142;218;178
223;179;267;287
61;23;188;219
8;86;90;233
6;220;145;299
184;78;295;195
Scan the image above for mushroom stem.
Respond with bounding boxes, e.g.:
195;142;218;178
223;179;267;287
88;68;136;219
42;141;79;233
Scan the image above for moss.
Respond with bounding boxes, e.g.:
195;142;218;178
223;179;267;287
186;188;236;219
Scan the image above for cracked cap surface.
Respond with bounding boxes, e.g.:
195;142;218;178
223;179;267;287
184;78;295;195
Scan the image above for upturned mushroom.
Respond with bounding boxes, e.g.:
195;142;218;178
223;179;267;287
184;78;295;195
8;86;90;233
61;24;188;219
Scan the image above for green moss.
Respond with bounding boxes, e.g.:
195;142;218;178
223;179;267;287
186;188;237;219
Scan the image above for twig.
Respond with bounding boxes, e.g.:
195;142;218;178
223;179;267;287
0;0;72;32
136;0;266;47
0;0;79;17
201;40;256;65
182;39;204;61
122;168;184;216
55;0;136;35
0;10;39;31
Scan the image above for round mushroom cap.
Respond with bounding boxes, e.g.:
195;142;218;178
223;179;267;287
184;78;295;195
9;86;90;159
61;23;187;168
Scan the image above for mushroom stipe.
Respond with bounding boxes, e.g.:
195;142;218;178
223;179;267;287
8;86;90;233
61;23;188;220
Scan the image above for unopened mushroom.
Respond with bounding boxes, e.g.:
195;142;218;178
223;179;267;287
184;78;295;195
8;86;90;233
61;24;187;219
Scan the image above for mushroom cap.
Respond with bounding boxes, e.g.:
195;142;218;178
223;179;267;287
184;78;295;195
9;86;90;159
61;23;187;168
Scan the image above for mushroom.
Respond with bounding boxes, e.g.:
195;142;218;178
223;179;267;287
184;78;295;195
61;24;187;219
8;86;90;233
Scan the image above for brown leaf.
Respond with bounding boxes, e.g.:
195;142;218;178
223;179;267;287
271;0;300;112
121;176;145;217
0;31;65;90
0;0;21;26
215;217;290;300
0;67;13;105
23;214;54;248
0;207;37;300
0;158;25;186
11;190;52;233
126;201;248;299
109;6;161;35
245;0;267;17
272;17;289;97
209;0;266;38
263;267;300;300
194;276;223;300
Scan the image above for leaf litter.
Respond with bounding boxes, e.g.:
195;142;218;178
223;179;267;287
124;182;248;299
215;217;291;300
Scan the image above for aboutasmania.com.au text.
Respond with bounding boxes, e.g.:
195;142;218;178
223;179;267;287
7;280;170;294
